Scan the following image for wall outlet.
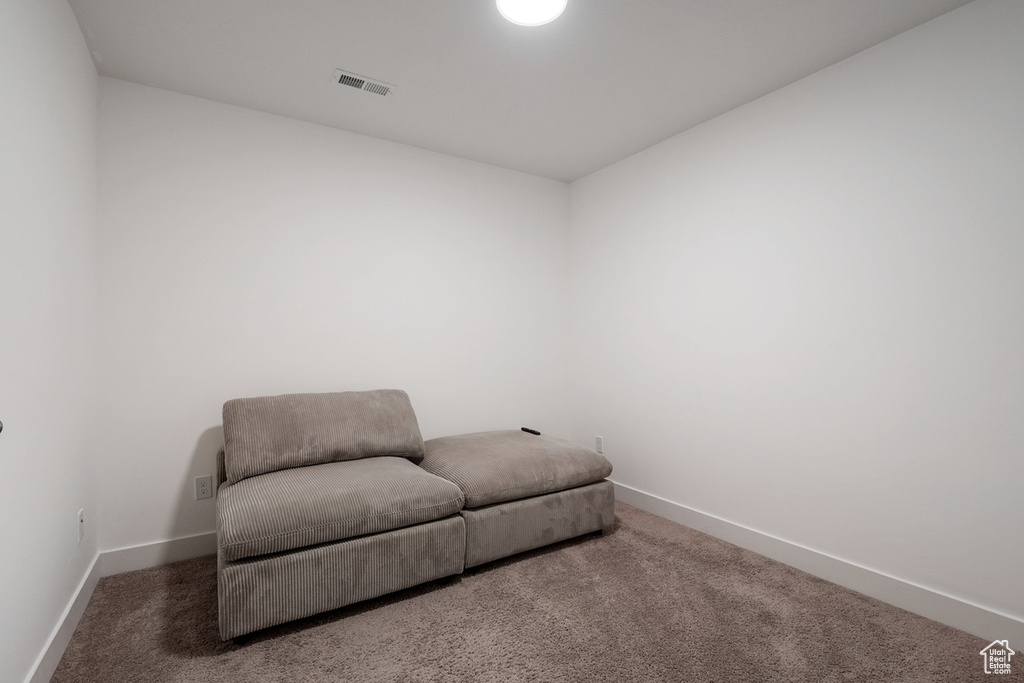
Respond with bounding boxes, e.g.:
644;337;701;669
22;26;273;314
595;435;604;454
77;509;85;543
195;475;213;500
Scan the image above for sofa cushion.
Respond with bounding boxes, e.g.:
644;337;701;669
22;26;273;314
420;430;613;509
222;389;425;485
217;456;464;562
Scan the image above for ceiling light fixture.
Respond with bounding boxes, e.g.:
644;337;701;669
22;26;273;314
496;0;567;26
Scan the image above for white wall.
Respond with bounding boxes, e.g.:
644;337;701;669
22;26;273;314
569;0;1023;625
0;1;99;681
97;78;571;551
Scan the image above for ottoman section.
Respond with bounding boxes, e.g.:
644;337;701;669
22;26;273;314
421;430;614;568
462;481;615;568
420;430;613;508
218;456;465;562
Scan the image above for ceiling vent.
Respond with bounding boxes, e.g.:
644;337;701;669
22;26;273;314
332;69;394;97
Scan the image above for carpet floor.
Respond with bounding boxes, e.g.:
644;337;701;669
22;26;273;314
52;502;1006;682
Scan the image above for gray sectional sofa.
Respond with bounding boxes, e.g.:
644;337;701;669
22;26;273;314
215;389;614;640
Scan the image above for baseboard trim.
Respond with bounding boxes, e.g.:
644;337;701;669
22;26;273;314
612;481;1024;645
27;554;101;683
100;531;217;577
27;532;217;683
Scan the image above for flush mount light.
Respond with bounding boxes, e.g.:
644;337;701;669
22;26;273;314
496;0;567;26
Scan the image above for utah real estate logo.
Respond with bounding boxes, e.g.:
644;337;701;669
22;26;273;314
979;640;1014;675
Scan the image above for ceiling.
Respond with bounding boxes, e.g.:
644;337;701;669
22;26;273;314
68;0;973;182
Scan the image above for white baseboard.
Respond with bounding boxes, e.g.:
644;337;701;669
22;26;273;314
27;554;102;683
99;531;217;577
26;532;217;683
612;480;1024;646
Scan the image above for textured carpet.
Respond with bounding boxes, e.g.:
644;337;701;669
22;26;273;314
52;503;1006;682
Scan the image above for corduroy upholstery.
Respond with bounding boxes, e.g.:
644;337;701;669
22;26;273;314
222;389;425;485
462;481;615;568
421;430;615;570
218;515;465;639
217;389;462;640
420;430;613;508
217;457;464;562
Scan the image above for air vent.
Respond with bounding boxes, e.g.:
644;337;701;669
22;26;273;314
332;69;394;97
337;73;365;89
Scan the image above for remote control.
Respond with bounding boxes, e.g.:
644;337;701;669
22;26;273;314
521;427;541;435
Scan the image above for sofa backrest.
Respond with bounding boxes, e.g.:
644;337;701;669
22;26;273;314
221;389;425;485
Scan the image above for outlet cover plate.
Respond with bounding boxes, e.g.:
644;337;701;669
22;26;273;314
195;475;213;500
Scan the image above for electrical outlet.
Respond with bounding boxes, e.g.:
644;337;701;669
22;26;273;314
77;509;85;543
595;436;604;454
195;475;213;500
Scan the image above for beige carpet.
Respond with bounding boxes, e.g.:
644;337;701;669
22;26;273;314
52;502;1005;682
